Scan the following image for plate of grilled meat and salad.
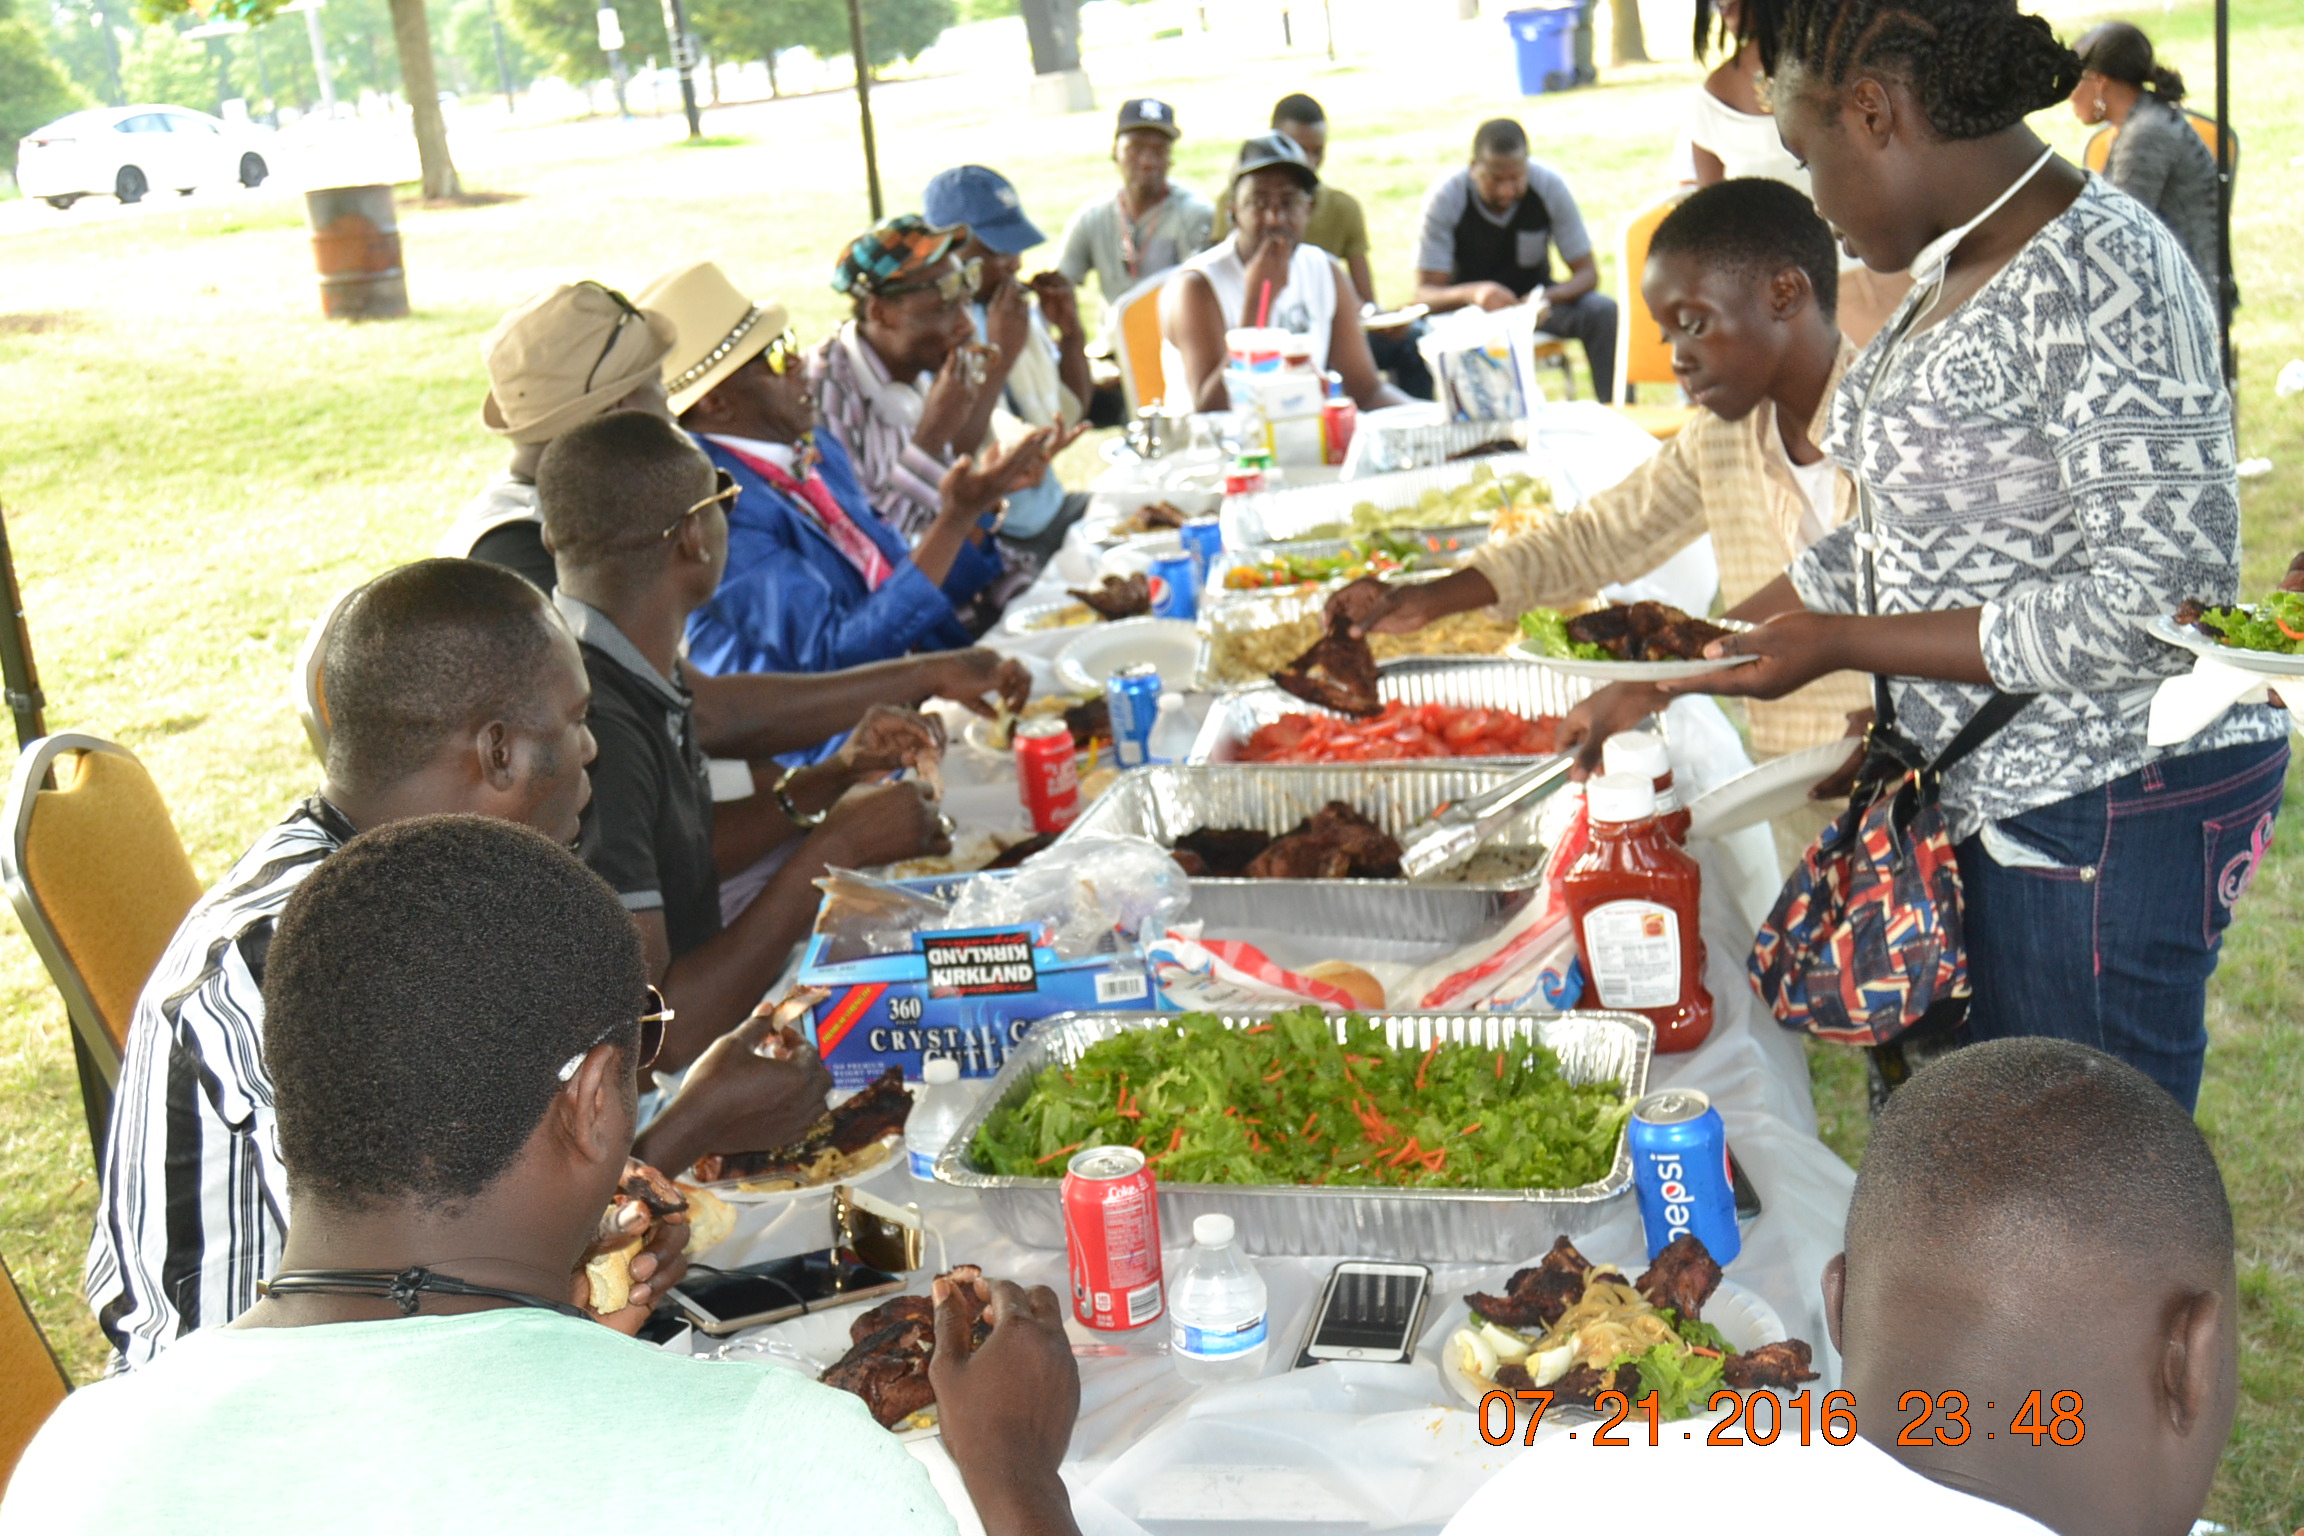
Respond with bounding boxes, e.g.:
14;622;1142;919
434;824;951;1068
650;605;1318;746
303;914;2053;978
1512;602;1756;680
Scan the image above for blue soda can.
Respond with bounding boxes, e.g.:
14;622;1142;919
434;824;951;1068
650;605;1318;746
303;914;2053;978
1178;518;1225;588
1148;552;1200;620
1105;662;1163;768
1628;1088;1741;1265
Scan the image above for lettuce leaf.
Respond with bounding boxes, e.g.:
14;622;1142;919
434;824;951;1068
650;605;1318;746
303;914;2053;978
1518;608;1613;662
1623;1339;1728;1421
2193;590;2304;655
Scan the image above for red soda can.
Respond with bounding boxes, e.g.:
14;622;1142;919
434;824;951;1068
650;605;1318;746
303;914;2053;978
1014;717;1080;834
1062;1145;1165;1330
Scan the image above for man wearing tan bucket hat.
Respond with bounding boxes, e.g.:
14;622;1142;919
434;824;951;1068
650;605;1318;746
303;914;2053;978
639;260;1043;677
439;281;678;592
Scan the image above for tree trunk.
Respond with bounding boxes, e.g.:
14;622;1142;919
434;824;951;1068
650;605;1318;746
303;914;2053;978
386;0;460;199
1608;0;1647;63
1018;0;1082;74
764;48;778;96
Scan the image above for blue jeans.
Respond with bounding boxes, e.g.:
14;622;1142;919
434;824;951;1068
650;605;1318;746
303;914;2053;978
1954;737;2289;1110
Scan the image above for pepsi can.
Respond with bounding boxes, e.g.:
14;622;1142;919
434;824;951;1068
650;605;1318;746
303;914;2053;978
1628;1088;1740;1265
1105;662;1163;769
1148;552;1200;620
1178;518;1225;589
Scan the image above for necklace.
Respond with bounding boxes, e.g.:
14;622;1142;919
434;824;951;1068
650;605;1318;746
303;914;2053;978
260;1265;593;1321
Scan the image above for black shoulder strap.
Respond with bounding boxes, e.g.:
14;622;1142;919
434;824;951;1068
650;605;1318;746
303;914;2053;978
1928;690;2035;779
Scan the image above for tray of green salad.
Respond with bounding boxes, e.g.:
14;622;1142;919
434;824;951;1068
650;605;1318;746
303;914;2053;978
933;1005;1651;1261
2152;593;2304;676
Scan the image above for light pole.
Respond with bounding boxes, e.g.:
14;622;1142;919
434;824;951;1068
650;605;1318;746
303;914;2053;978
658;0;701;137
287;0;336;117
598;5;631;118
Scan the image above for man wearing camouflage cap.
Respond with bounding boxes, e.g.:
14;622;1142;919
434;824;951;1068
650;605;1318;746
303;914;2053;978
440;281;677;592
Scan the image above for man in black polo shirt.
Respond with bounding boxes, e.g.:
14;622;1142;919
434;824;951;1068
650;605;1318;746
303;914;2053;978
1414;117;1620;400
539;410;1029;1071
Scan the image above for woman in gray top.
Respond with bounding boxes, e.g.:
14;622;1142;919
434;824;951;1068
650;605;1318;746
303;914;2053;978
1658;0;2286;1110
2070;21;2222;294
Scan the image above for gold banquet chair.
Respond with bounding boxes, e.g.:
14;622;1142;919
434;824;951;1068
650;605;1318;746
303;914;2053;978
0;1253;70;1484
0;734;204;1159
1610;190;1700;441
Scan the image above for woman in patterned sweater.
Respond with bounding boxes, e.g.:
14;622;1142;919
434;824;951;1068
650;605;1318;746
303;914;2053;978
1658;0;2286;1110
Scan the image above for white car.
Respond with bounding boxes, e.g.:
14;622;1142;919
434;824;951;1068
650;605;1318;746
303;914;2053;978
14;106;273;210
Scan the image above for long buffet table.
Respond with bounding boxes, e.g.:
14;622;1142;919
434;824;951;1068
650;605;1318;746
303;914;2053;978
699;404;1860;1535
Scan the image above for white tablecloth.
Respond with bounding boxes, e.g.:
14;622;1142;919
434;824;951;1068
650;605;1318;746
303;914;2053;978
710;410;1857;1534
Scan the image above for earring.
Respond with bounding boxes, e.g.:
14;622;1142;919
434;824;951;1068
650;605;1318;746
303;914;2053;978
2091;96;2106;122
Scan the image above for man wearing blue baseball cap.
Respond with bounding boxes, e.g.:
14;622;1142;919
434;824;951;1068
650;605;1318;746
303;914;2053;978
924;165;1095;566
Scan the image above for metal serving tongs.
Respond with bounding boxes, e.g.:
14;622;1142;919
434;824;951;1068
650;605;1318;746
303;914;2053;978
1397;752;1579;881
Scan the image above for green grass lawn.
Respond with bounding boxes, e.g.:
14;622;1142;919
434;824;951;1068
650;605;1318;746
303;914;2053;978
1;2;2299;1526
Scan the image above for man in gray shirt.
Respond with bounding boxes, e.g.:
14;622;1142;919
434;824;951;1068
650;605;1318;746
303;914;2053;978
1414;117;1619;400
1055;96;1215;321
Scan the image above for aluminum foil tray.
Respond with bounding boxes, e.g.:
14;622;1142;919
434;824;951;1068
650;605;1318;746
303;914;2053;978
1189;657;1595;764
1200;540;1474;617
1056;761;1557;942
1194;577;1515;690
933;1008;1652;1260
1249;452;1564;544
1342;417;1527;478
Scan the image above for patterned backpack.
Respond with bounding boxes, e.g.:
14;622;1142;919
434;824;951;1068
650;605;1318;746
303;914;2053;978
1749;689;2028;1045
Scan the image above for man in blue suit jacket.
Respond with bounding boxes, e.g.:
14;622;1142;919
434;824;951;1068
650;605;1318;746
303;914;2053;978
639;261;1066;678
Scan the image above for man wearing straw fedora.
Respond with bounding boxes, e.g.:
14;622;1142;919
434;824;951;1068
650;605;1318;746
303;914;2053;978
441;281;678;593
639;260;1052;678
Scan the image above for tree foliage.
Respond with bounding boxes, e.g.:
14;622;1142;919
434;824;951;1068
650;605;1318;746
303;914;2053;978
681;0;953;72
0;0;88;162
502;0;663;78
443;0;538;93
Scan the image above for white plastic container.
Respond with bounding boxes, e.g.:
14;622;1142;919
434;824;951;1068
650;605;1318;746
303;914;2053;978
1148;694;1198;764
905;1056;968;1182
1168;1213;1269;1384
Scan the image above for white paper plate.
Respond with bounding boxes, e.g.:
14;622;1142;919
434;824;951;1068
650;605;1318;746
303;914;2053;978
688;1137;904;1206
1685;739;1863;842
709;1294;943;1441
2147;612;2304;677
1000;597;1102;638
1437;1275;1787;1412
1056;618;1201;694
1098;532;1191;581
960;706;1098;761
1505;640;1758;681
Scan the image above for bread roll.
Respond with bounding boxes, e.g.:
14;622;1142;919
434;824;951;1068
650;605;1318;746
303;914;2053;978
678;1183;736;1255
1304;960;1385;1009
583;1235;645;1315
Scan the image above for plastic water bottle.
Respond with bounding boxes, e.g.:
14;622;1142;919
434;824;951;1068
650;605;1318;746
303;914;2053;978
1149;694;1199;765
1168;1213;1268;1384
905;1056;968;1183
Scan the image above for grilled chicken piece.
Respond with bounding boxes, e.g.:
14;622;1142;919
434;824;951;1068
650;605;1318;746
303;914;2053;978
1465;1235;1595;1330
693;1067;912;1180
1273;605;1384;719
1724;1339;1819;1390
1635;1233;1723;1322
821;1267;994;1428
1069;573;1152;620
1565;601;1730;662
1172;827;1274;876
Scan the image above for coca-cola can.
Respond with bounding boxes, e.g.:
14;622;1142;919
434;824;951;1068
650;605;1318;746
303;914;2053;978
1014;717;1080;834
1063;1144;1164;1331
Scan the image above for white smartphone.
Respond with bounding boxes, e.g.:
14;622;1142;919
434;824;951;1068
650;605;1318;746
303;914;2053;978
1296;1261;1432;1367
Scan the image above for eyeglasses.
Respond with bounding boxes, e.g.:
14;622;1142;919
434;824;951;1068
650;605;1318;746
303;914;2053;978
1239;191;1311;215
557;986;674;1083
759;328;803;378
582;284;646;394
880;257;983;306
650;466;740;542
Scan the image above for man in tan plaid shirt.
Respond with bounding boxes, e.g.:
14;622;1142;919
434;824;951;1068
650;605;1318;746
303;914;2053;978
1345;178;1869;761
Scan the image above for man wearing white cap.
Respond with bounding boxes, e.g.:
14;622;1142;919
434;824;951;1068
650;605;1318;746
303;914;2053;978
639;260;1046;677
440;282;677;592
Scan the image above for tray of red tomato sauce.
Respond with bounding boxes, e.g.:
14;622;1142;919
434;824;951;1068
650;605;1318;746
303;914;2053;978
1190;657;1586;765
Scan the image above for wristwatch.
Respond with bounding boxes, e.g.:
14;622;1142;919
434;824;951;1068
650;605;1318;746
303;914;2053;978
770;765;828;829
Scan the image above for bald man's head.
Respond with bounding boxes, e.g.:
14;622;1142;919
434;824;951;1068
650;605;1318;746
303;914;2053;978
1830;1039;2236;1536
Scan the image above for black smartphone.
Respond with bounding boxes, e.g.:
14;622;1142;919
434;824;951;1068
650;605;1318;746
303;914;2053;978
1728;1144;1763;1222
669;1252;905;1336
1294;1261;1432;1368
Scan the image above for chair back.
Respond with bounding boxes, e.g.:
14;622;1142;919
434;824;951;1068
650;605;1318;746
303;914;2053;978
0;1253;69;1483
1111;270;1173;414
1;734;203;1079
2181;108;2238;182
2082;124;2115;173
291;583;360;765
1613;191;1687;406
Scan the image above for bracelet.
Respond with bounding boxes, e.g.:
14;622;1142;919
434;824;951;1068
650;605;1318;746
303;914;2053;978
770;766;828;829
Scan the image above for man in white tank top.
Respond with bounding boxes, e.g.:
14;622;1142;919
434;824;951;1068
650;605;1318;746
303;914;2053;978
1160;132;1410;415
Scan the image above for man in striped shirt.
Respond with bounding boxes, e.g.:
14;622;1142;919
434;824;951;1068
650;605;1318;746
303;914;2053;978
87;559;834;1369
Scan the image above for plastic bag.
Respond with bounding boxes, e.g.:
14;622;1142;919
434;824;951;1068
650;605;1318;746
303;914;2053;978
942;834;1192;960
810;868;953;965
1418;302;1544;422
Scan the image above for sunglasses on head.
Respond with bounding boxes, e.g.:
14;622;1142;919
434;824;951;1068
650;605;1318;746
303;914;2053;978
582;284;646;394
880;257;983;306
649;466;740;542
557;985;673;1084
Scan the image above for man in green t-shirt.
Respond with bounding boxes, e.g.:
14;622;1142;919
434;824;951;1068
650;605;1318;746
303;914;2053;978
1215;93;1431;398
1;816;1082;1536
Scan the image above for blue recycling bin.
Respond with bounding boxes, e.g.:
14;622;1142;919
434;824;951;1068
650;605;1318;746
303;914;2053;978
1505;6;1579;96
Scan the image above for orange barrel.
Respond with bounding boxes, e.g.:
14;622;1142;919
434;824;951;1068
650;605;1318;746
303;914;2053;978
304;184;409;320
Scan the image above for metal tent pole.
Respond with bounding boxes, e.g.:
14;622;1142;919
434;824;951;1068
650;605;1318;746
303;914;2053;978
847;0;882;219
2215;0;2233;384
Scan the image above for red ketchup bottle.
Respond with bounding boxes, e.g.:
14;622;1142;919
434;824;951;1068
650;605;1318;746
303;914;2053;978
1562;772;1713;1052
1602;729;1689;844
